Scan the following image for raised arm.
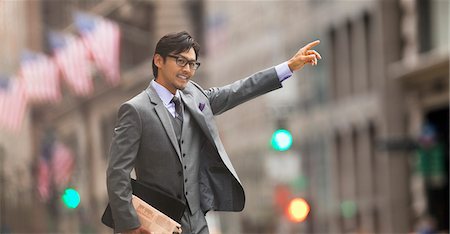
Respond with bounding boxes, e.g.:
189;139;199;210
204;40;322;115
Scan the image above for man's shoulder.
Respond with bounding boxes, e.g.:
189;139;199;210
121;90;149;110
186;80;207;98
188;80;203;90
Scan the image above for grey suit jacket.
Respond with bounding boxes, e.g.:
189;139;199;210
106;67;282;232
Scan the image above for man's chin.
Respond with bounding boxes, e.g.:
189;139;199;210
178;80;189;90
176;83;188;90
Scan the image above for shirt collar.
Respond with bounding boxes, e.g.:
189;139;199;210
150;79;180;106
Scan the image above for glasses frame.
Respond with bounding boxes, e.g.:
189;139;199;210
167;55;201;70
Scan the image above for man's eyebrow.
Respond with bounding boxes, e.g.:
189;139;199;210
177;54;197;62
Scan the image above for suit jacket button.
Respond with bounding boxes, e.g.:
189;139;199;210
178;171;182;176
185;192;188;195
183;153;186;157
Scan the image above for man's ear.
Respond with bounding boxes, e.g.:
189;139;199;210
154;54;164;68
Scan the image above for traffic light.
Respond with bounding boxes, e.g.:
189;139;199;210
340;200;357;219
62;188;80;209
271;129;293;151
286;197;310;223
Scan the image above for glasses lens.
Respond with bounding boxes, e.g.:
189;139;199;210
189;62;200;70
176;57;188;67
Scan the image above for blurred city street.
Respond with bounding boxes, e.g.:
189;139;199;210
0;0;448;233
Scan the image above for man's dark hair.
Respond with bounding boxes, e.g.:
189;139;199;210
152;31;200;78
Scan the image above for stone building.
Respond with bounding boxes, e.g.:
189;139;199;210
203;0;448;233
0;0;448;233
0;0;203;232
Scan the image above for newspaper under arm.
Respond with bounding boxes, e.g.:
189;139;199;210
131;195;182;234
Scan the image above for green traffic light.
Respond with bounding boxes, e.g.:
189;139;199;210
62;188;80;209
340;200;357;219
271;129;293;151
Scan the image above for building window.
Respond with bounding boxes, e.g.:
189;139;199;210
334;133;344;229
417;0;449;53
329;28;338;101
185;0;204;51
369;123;379;233
75;0;102;10
363;12;372;91
330;23;352;99
41;1;75;30
429;0;449;51
347;20;354;95
108;1;155;70
417;0;432;53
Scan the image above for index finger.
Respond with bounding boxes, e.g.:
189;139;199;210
304;40;320;50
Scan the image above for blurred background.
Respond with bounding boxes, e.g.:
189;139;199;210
0;0;449;233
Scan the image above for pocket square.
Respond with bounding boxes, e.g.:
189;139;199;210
198;103;205;111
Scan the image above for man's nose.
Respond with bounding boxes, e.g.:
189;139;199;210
181;64;192;73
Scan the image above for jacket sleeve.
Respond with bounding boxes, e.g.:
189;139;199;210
204;67;282;115
106;103;142;232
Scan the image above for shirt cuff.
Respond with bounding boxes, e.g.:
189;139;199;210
275;61;293;82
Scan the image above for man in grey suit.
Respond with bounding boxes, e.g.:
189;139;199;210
106;31;321;234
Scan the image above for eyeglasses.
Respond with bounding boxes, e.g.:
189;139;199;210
167;55;201;70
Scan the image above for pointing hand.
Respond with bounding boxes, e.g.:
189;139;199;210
287;40;322;72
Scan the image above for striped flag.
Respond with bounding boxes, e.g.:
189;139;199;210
37;157;51;201
0;76;28;133
49;32;93;97
75;12;121;86
51;142;75;187
20;51;61;103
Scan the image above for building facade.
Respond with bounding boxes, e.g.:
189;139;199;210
0;0;448;233
204;0;448;233
0;0;204;232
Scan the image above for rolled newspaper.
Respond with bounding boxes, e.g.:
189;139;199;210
132;195;183;234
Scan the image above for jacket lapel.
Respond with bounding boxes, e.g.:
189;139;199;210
181;88;242;184
181;92;216;147
145;85;182;159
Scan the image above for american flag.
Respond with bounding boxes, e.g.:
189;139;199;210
51;141;74;188
75;12;121;86
20;51;61;103
0;76;28;133
37;157;51;201
49;32;93;97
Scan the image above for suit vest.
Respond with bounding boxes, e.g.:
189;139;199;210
168;101;205;214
